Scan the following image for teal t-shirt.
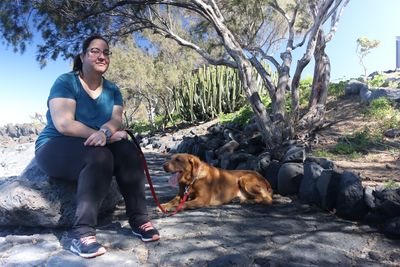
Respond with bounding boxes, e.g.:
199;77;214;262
35;72;123;151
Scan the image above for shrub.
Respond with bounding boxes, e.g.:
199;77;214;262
365;97;394;119
299;77;313;107
328;81;346;97
384;179;400;189
334;127;380;155
219;94;272;126
219;104;253;126
369;74;385;87
131;113;183;134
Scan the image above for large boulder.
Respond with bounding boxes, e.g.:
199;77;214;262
345;80;368;95
335;171;368;221
277;162;303;196
360;86;400;103
0;158;123;227
298;162;323;205
372;188;400;219
259;160;281;191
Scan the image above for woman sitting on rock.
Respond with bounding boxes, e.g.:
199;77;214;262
35;35;160;259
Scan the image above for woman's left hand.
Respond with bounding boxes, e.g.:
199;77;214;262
109;130;128;143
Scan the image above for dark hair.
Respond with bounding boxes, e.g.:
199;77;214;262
72;35;110;72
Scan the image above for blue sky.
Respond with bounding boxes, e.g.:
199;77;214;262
0;0;399;126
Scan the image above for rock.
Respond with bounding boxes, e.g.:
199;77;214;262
364;186;376;209
220;154;238;170
229;152;253;170
360;87;400;103
192;141;208;161
0;158;123;227
237;155;259;171
246;133;265;155
360;86;372;103
208;254;250;267
373;188;400;219
207;123;224;134
260;160;281;191
299;157;340;211
383;216;400;238
277;162;303;196
384;128;400;138
316;170;341;211
282;145;306;163
298;162;323;205
1;143;36;178
305;156;337;170
345;80;367;95
257;152;271;173
176;137;196;154
216;140;240;158
335;171;368;221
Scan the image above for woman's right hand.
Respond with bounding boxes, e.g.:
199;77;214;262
84;131;107;146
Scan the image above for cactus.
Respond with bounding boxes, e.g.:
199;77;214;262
174;64;276;123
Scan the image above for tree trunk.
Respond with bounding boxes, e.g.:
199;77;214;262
238;58;278;148
273;51;291;123
145;97;155;127
309;31;330;109
298;30;330;132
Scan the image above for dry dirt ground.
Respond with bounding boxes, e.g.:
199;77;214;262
309;95;400;187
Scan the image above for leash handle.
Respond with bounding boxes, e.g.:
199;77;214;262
125;130;188;216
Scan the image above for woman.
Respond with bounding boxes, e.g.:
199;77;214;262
35;35;160;259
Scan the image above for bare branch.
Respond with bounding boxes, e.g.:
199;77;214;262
325;0;350;42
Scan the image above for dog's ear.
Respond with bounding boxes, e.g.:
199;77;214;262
189;155;200;179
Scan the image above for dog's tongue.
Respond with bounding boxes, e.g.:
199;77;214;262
168;173;179;188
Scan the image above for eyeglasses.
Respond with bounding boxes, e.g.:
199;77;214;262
87;48;112;57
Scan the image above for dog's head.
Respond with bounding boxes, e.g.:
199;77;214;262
163;153;201;185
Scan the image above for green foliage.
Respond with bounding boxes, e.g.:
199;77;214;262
369;74;386;87
368;74;400;88
219;105;254;126
298;76;313;107
383;179;400;190
334;127;381;155
364;97;394;120
131;120;153;134
362;97;400;131
218;94;272;126
131;113;183;134
328;81;346;97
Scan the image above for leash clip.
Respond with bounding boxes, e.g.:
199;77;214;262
184;185;190;195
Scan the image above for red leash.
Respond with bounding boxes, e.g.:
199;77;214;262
126;130;189;216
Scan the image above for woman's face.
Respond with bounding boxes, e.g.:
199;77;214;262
80;38;110;75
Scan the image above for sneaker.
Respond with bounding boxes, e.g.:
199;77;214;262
70;236;106;258
132;222;160;242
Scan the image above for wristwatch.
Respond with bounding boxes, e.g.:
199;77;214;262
99;128;112;142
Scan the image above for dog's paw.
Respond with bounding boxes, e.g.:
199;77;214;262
159;203;174;213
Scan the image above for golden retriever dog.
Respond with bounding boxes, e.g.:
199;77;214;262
161;153;273;211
